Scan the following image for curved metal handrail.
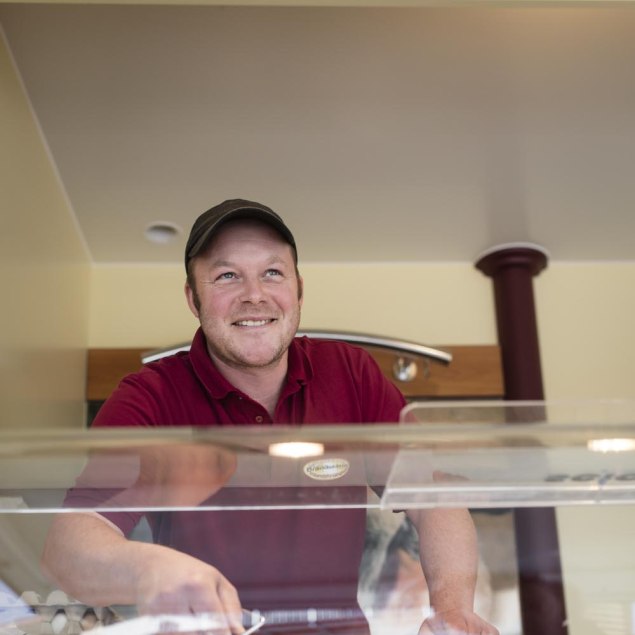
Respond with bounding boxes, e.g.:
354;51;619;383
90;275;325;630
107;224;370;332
142;344;191;364
141;330;451;365
296;330;452;364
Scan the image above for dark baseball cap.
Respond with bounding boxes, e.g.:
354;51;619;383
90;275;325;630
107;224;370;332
185;199;297;272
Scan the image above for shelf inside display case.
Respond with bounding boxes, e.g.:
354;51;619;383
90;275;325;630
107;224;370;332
1;401;634;514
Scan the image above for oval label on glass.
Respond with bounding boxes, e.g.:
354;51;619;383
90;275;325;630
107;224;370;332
303;458;350;481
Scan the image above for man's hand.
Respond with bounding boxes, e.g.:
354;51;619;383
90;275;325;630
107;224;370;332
42;515;246;635
419;608;500;635
135;547;245;635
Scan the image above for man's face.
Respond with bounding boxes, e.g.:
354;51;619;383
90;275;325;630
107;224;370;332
185;220;303;372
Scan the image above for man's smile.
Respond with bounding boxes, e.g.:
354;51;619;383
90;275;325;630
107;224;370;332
233;318;277;327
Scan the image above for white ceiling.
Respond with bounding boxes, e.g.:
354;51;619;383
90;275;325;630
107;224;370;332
2;3;635;264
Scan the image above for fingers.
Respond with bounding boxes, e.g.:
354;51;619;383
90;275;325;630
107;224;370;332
217;584;244;634
138;558;244;635
418;622;435;635
420;609;500;635
185;577;244;635
142;589;192;615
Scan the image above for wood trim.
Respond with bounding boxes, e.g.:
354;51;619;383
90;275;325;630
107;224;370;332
86;348;147;401
363;344;503;399
87;344;503;401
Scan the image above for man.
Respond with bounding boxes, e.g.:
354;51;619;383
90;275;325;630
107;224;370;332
42;200;498;635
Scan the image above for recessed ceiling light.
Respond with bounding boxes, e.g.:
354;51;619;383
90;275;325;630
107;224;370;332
144;222;182;244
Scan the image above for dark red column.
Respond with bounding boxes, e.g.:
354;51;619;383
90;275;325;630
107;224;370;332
475;243;568;635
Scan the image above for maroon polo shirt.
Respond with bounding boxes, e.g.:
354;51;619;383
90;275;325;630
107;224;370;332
70;329;405;630
93;328;404;428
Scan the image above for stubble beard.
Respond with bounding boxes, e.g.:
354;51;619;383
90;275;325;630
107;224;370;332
202;306;301;372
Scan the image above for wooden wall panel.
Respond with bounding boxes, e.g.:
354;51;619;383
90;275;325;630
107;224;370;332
364;345;503;399
86;348;146;401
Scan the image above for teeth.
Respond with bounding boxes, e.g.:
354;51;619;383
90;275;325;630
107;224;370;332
236;319;269;327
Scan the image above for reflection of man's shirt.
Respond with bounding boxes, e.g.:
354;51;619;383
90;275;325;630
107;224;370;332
65;329;404;617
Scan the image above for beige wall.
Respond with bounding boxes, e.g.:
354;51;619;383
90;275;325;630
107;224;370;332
537;262;635;400
0;31;90;429
534;263;635;635
88;261;498;348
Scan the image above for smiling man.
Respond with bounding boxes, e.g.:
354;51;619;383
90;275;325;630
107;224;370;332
184;209;303;415
42;200;498;635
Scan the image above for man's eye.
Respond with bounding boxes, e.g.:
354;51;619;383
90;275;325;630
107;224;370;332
216;272;236;281
264;269;282;277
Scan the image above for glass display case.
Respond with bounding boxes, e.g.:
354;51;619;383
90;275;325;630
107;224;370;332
1;401;634;635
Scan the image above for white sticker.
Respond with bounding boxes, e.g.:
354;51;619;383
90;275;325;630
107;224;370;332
303;458;350;481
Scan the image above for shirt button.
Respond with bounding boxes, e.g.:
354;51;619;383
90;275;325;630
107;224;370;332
255;415;264;423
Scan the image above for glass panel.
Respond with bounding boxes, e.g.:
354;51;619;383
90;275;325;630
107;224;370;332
389;400;635;509
1;401;634;635
3;402;634;514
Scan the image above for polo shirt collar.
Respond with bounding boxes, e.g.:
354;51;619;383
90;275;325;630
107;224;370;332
189;327;313;400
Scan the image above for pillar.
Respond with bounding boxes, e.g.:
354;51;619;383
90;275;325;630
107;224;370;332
475;242;567;635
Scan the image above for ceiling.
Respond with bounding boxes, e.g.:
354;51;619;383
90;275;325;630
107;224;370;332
2;3;635;264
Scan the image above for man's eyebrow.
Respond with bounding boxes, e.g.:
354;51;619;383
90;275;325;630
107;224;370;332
264;256;288;266
208;259;235;269
208;256;288;269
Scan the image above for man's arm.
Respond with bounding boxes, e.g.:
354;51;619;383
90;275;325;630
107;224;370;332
41;514;245;635
406;507;500;635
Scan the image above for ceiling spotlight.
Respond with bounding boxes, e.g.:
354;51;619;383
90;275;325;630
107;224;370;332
144;222;182;244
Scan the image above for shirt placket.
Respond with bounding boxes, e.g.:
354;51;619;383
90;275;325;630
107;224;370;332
232;394;272;424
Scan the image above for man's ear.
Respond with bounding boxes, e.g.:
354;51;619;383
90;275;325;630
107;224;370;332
298;275;304;306
185;282;200;318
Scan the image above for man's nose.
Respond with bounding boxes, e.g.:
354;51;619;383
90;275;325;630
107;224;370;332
240;277;266;302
